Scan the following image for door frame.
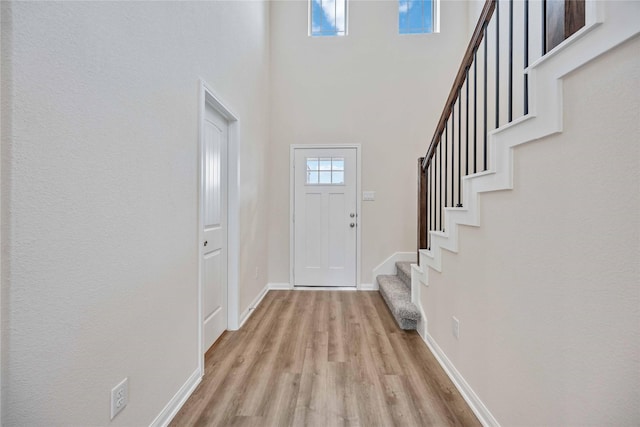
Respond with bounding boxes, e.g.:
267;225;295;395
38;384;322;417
198;80;241;376
289;144;362;290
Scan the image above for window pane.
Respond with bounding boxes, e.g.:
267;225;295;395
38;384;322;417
319;171;332;184
323;0;336;31
332;158;344;170
319;158;332;170
399;0;410;32
311;0;324;35
307;171;319;184
306;155;346;185
408;0;421;30
399;0;433;34
311;0;347;36
422;0;433;32
307;157;319;171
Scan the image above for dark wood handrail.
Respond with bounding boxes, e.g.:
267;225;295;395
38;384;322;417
423;0;496;170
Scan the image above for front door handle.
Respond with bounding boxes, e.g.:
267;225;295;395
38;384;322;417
204;241;208;247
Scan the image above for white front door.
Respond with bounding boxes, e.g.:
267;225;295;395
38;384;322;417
293;147;357;287
202;102;228;352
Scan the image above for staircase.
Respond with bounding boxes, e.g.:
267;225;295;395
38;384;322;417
409;2;639;426
376;262;420;330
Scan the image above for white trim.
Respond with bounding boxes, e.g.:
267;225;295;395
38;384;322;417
357;283;377;291
238;284;269;329
433;0;440;33
198;80;241;380
268;283;370;292
422;334;500;427
289;144;362;289
411;263;428;338
290;286;358;292
371;251;416;289
149;369;201;427
268;282;294;290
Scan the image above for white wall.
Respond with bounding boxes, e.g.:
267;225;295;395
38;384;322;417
268;0;471;284
421;35;640;425
0;1;269;425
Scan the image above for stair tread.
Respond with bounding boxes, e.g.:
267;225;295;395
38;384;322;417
376;275;420;322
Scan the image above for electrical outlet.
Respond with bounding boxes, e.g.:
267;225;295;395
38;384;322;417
452;317;460;339
111;377;128;420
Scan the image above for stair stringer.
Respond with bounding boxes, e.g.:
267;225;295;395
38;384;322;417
419;0;640;275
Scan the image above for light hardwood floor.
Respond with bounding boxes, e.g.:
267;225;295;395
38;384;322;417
170;290;480;427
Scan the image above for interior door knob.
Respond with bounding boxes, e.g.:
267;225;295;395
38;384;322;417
350;223;355;228
350;213;355;218
204;241;208;247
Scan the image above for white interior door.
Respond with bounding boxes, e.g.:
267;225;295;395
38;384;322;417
293;147;357;287
202;102;228;352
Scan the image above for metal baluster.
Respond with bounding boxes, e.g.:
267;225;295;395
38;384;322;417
496;0;500;129
439;135;442;230
457;87;462;207
508;0;513;122
542;0;547;54
483;25;488;171
451;104;455;208
426;163;430;250
474;51;478;174
524;0;529;115
444;121;448;210
466;67;470;176
430;161;434;243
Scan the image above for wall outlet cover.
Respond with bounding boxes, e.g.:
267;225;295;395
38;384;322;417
111;377;129;420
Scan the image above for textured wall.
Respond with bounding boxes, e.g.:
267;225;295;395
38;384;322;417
268;0;472;284
422;35;640;425
1;1;269;425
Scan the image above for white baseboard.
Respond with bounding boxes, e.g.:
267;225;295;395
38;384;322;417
268;282;292;290
292;286;358;291
239;284;270;329
270;282;372;291
422;333;500;427
149;368;201;427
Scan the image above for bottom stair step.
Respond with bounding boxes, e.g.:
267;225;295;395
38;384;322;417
376;275;420;330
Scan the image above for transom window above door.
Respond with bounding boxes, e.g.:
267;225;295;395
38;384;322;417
306;157;345;184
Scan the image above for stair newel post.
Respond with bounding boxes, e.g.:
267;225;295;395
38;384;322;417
418;157;428;265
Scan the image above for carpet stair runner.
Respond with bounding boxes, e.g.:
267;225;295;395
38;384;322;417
377;261;421;330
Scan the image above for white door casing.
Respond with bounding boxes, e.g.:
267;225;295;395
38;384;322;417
202;102;228;351
293;147;358;287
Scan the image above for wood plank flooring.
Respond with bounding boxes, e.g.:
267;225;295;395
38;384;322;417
170;291;480;427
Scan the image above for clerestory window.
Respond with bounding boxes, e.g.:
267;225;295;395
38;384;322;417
309;0;348;37
399;0;436;34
